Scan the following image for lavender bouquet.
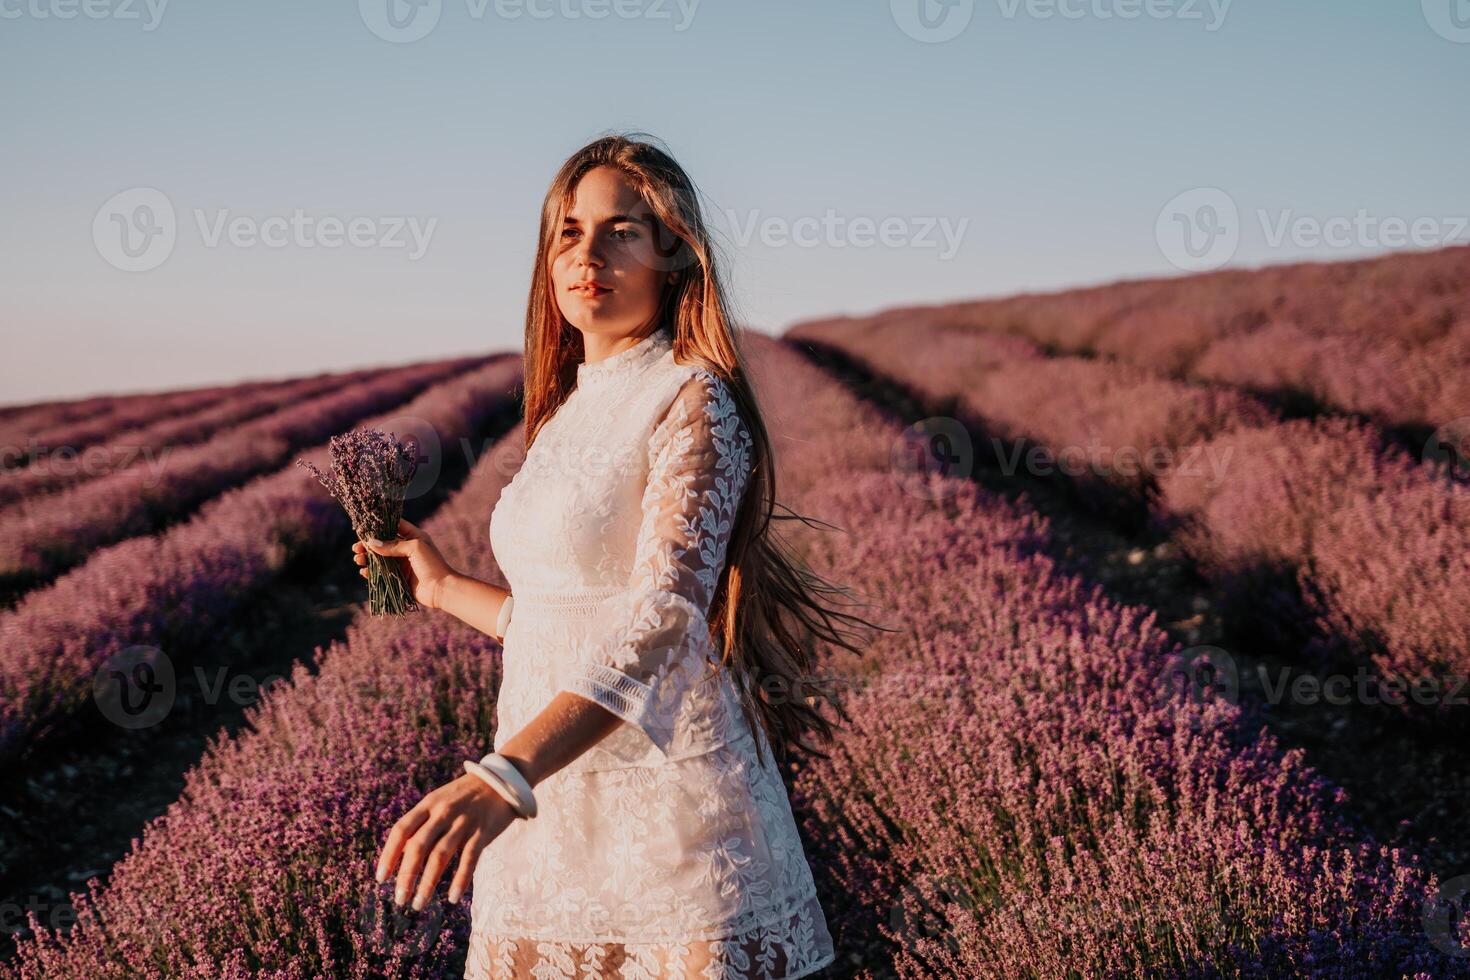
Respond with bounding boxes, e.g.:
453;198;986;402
297;427;421;616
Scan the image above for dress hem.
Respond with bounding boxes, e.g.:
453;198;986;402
779;947;837;980
470;881;826;948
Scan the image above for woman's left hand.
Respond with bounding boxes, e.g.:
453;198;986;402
375;772;519;909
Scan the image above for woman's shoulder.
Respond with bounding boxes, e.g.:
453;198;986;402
642;359;751;466
650;354;739;419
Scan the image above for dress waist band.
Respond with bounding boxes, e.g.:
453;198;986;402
509;585;625;615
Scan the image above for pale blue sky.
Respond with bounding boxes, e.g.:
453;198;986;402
3;0;1467;404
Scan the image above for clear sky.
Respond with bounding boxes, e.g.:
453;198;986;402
3;0;1467;404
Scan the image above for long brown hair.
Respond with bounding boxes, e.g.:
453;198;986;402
519;131;890;769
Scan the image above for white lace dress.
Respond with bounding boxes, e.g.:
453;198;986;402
468;325;836;979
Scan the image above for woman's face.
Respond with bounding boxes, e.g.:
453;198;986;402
550;165;673;344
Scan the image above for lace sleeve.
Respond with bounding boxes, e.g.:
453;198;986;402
557;369;754;757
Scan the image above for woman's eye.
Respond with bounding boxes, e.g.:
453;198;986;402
561;227;634;241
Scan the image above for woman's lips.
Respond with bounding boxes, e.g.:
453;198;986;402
572;285;611;297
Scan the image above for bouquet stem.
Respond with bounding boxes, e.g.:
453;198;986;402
297;427;423;617
362;536;418;616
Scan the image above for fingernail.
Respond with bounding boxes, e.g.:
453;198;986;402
375;867;385;884
448;889;461;905
395;888;406;905
412;895;425;911
366;538;383;547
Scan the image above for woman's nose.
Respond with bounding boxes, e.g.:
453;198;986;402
573;239;602;268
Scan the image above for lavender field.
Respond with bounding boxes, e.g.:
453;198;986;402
3;248;1470;977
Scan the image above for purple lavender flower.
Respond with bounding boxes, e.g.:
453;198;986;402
298;428;422;616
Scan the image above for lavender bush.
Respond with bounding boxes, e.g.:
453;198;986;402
4;407;519;977
298;427;422;616
0;369;372;508
791;317;1470;713
0;357;520;762
0;381;253;472
789;243;1470;434
7;336;1461;977
1160;417;1470;694
0;356;483;591
759;342;1462;974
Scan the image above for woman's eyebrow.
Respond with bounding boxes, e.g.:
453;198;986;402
563;212;651;226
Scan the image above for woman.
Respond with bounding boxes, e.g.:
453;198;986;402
359;132;876;978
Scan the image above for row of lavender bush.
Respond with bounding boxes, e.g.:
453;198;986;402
0;368;384;508
4;382;524;976
0;356;486;590
753;340;1459;975
7;335;1461;976
788;320;1470;711
792;468;1456;975
789;244;1470;436
0;379;273;471
0;356;520;764
1;378;284;478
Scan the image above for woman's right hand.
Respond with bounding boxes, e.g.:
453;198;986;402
354;517;455;610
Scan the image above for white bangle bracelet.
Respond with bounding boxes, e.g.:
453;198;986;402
494;594;514;640
463;752;537;819
482;752;536;818
463;761;524;816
